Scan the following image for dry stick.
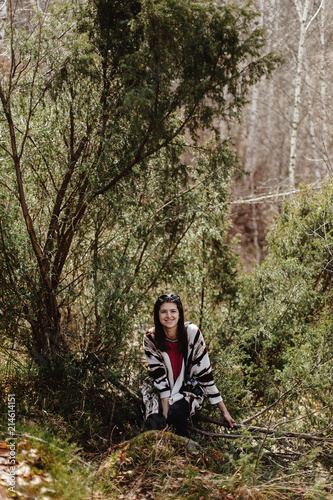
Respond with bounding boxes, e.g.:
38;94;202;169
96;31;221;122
252;266;276;473
190;425;333;443
229;184;322;205
260;470;316;486
190;427;256;439
241;373;317;425
242;390;294;425
193;415;333;442
237;356;331;430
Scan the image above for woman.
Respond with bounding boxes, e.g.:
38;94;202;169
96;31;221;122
142;293;234;437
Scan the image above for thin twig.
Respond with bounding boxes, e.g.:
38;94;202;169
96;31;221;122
241;388;295;424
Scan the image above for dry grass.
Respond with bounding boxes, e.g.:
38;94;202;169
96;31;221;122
96;431;321;500
98;430;223;499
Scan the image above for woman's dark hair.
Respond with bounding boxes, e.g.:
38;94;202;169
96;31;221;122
153;295;187;352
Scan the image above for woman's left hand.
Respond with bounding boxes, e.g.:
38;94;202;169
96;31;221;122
217;400;235;428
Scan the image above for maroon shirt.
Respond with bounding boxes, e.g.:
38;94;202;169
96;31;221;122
166;339;183;381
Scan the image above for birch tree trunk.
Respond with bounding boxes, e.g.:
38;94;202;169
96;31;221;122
289;0;324;188
288;0;310;188
245;85;261;264
305;64;320;183
265;0;276;136
319;0;330;175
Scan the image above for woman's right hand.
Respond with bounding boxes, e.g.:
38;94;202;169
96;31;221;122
217;400;235;428
161;397;169;420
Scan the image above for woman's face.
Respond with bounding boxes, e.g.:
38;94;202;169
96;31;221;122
158;302;180;331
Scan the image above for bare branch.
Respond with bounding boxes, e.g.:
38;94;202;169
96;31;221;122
192;415;333;443
305;0;323;32
0;79;52;293
0;178;16;195
0;142;13;157
44;133;89;259
230;183;322;205
143;216;196;294
241;388;297;425
18;15;44;161
92;122;154;199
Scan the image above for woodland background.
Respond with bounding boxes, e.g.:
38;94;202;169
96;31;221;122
0;0;332;498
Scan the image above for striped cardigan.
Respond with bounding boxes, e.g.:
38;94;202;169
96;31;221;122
142;323;222;418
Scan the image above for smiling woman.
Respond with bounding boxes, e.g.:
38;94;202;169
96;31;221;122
159;302;180;335
141;294;234;437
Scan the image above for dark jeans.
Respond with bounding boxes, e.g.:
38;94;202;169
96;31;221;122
145;398;190;437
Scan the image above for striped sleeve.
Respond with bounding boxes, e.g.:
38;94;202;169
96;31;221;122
143;332;171;398
187;326;223;405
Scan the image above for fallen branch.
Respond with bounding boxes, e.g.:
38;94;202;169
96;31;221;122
230;183;322;205
193;415;333;443
190;427;252;439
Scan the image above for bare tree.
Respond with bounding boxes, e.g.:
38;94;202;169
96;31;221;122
230;0;333;265
288;0;323;188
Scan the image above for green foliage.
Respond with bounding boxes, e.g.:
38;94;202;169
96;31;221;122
0;0;284;485
236;184;333;404
1;4;333;496
206;184;333;473
0;0;278;380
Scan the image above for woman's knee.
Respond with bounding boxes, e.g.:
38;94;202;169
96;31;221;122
145;413;166;431
167;399;189;421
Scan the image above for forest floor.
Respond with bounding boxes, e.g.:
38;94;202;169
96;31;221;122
1;423;331;500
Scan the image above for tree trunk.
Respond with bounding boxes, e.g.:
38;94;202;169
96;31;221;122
289;0;324;187
29;287;63;371
319;0;330;175
0;80;66;372
289;0;310;189
305;63;320;182
245;84;261;264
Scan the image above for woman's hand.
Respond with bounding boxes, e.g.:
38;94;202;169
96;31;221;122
217;400;235;428
161;397;169;420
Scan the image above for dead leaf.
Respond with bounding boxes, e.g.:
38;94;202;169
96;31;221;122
30;476;44;486
0;484;10;500
16;461;32;477
0;455;10;465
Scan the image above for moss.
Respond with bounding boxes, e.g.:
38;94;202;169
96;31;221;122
98;430;229;499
